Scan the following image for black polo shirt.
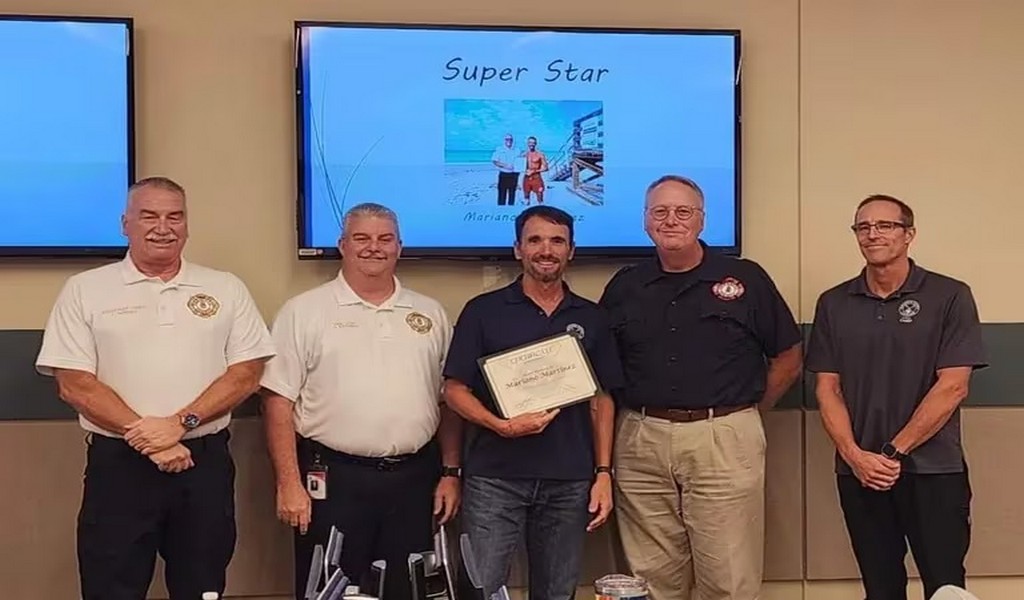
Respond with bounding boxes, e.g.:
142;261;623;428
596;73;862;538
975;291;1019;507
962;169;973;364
805;261;988;475
443;277;625;481
598;244;802;410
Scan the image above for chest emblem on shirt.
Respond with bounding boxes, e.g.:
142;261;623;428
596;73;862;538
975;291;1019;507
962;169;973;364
186;293;220;318
406;311;433;334
566;323;586;339
712;277;745;301
898;299;920;323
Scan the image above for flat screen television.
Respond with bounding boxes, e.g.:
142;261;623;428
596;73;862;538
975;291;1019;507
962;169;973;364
0;15;134;258
294;22;741;260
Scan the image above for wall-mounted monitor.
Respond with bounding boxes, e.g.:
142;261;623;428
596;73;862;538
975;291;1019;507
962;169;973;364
0;15;134;258
294;22;741;260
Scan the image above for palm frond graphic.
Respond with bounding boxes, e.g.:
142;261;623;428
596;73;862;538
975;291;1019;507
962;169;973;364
310;71;385;227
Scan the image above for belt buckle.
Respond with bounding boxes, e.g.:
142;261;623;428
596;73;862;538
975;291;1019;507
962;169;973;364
668;408;703;422
377;457;402;471
674;408;699;422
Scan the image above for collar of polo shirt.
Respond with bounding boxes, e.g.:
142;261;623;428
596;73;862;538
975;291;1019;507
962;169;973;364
502;274;589;308
846;258;926;299
637;240;731;286
332;272;414;309
119;255;202;287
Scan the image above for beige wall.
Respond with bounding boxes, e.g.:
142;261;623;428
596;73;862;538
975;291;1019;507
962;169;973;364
799;0;1022;323
1;0;1023;598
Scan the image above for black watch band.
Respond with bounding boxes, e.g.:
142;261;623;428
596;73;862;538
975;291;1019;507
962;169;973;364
881;442;906;460
441;466;462;478
595;466;614;477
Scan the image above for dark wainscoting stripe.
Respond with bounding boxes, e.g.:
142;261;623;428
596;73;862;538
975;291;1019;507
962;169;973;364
0;330;260;421
2;324;1021;420
798;323;1024;409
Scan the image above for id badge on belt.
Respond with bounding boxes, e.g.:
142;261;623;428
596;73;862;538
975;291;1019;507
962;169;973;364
306;454;328;501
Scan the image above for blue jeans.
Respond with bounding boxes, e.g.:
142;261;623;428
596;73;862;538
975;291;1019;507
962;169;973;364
461;476;591;600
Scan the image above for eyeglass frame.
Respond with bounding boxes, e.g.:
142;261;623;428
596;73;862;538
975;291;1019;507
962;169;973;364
850;220;911;235
646;205;704;222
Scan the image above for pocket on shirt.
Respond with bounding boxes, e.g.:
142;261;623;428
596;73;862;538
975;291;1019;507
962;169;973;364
698;298;757;343
616;307;660;352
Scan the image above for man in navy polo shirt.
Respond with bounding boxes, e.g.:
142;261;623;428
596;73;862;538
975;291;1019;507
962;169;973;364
443;205;624;600
806;194;987;600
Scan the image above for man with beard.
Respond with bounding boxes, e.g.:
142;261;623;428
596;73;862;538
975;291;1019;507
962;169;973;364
260;202;462;600
35;176;276;599
599;175;803;600
442;205;624;600
806;195;986;600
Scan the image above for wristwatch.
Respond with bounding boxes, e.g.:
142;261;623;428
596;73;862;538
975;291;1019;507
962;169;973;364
595;465;614;478
441;465;462;479
881;442;906;461
179;412;201;431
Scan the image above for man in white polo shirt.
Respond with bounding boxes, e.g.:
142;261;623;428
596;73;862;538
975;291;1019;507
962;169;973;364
35;176;275;600
260;202;462;600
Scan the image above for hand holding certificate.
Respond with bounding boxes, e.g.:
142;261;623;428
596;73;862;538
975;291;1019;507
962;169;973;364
477;332;599;419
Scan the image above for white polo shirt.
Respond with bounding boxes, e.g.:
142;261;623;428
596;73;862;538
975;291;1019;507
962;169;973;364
260;273;452;457
491;145;520;173
35;256;276;439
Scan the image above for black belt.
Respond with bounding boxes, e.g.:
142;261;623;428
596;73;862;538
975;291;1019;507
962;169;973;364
299;436;435;471
89;428;229;450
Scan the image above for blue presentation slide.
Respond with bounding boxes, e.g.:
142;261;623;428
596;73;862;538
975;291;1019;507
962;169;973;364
300;26;738;251
0;19;130;249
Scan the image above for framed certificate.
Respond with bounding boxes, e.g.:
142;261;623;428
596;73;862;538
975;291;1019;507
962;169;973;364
477;332;600;419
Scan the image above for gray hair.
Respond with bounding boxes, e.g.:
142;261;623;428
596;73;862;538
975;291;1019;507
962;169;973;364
126;176;186;210
645;175;705;205
340;202;401;240
129;176;185;198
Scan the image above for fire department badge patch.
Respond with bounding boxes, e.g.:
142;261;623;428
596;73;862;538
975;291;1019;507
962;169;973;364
187;293;220;318
712;277;745;301
406;312;433;334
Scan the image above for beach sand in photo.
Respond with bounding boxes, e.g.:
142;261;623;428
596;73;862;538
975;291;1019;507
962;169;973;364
444;163;601;209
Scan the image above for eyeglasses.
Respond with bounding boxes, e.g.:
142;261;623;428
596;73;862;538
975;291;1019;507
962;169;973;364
850;220;909;235
647;205;703;221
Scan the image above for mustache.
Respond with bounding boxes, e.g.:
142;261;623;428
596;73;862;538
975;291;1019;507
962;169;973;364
532;255;560;263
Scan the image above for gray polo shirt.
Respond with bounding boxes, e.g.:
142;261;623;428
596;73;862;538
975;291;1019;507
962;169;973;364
805;261;987;475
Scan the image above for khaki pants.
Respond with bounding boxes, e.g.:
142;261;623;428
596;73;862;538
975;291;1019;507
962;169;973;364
613;407;766;600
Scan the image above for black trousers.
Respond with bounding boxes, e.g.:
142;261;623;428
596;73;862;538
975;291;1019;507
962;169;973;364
497;172;518;205
294;437;440;600
837;470;972;600
78;430;236;600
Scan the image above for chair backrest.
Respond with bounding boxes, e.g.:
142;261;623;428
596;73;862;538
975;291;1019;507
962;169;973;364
409;553;428;600
305;545;325;600
315;570;348;600
370;559;387;600
456;533;486;600
435;526;457;600
930;585;981;600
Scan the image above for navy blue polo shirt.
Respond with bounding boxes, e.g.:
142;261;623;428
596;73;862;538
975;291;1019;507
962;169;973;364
599;243;802;410
443;277;625;481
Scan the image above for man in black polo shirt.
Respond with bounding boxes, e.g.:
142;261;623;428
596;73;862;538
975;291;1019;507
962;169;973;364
805;194;987;600
443;205;624;600
599;175;803;600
